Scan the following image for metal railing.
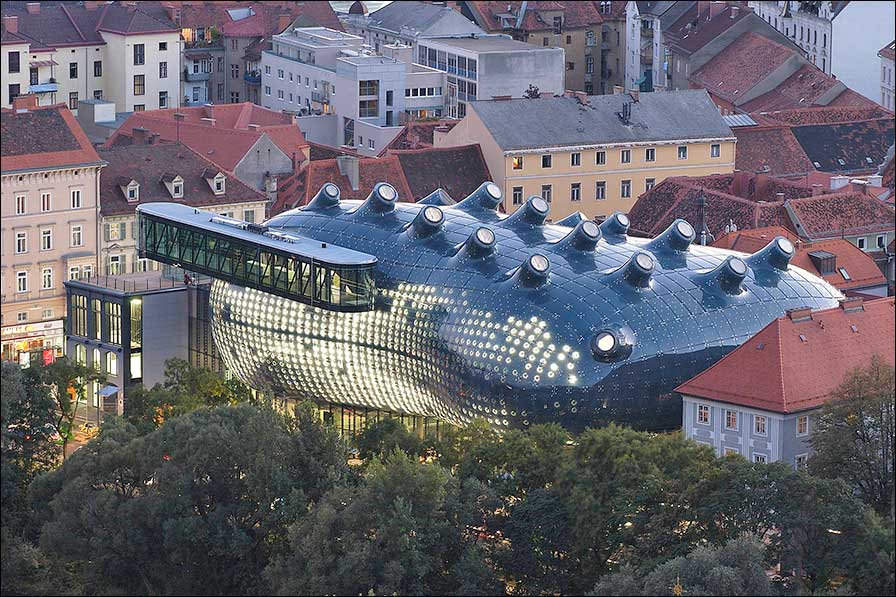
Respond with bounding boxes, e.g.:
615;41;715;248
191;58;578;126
73;274;185;293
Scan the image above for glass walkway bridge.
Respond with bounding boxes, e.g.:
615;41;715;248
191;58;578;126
136;203;377;312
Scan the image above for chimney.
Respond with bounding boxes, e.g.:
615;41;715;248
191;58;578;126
730;170;751;198
830;175;849;190
613;85;624;94
132;126;150;145
811;183;825;196
124;2;138;13
867;174;883;187
775;192;785;202
165;6;180;24
149;132;161;146
850;180;869;195
84;0;99;10
754;173;770;199
200;117;217;126
247;123;260;130
697;0;710;18
336;155;360;191
573;90;589;105
731;5;739;18
25;2;40;15
786;306;813;322
12;94;38;111
2;15;18;33
839;297;865;313
277;14;292;34
629;89;640;102
709;1;726;19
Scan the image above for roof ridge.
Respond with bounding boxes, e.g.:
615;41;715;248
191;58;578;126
60;4;88;42
771;317;789;410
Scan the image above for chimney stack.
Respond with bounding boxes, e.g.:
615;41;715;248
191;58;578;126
810;183;825;196
277;14;292;34
12;94;38;111
830;175;849;190
132;127;150;145
867;174;883;187
629;89;640;102
573;90;589;105
85;1;99;10
730;6;739;18
336;155;361;192
850;180;869;195
709;1;726;19
3;15;18;33
612;85;624;94
775;192;785;201
697;0;710;18
840;297;865;312
25;2;40;15
786;306;813;322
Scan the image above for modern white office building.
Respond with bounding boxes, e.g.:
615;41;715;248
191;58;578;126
261;27;445;156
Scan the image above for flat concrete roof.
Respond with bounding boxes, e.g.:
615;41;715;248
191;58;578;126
425;35;552;53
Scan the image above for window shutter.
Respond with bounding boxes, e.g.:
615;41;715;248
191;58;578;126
103;223;110;242
120;254;128;274
119;222;127;240
131;221;136;240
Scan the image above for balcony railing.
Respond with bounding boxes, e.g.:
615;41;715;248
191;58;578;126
244;71;261;85
184;69;210;82
311;90;330;103
29;81;58;93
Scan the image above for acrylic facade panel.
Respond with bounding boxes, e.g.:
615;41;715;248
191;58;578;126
210;182;842;432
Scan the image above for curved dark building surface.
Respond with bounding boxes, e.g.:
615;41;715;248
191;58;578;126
210;182;842;431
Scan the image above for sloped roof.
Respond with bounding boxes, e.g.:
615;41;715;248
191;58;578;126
383;120;458;152
169;0;342;32
752;105;893;126
791;119;895;174
472;90;733;151
878;40;895;61
1;103;103;172
391;144;491;201
97;142;265;216
468;1;602;33
663;2;751;54
786;192;896;239
676;297;895;414
739;64;848;112
368;0;483;36
733;126;815;177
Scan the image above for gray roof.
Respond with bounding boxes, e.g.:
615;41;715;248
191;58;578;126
367;1;482;38
137;202;376;266
472;90;735;152
427;34;552;53
722;113;758;128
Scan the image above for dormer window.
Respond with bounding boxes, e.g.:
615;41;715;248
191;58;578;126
128;185;139;200
214;174;225;195
119;178;140;202
161;173;184;199
173;182;183;197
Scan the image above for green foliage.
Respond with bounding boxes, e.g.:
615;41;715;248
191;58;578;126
30;403;351;595
356;417;425;460
841;510;895;596
266;450;502;596
810;356;895;515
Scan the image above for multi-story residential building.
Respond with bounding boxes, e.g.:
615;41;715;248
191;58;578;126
416;34;565;119
166;1;343;107
263;27;445;156
631;1;694;92
880;40;895;111
750;1;896;100
95;140;269;277
1;96;105;365
105;102;309;196
678;296;895;467
597;0;637;94
0;1;181;113
342;0;483;52
438;89;735;219
461;1;602;93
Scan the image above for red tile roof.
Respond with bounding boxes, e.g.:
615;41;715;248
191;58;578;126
390;144;491;202
469;1;602;33
713;227;888;291
383;120;459;153
1;102;103;172
786;192;896;239
97;142;265;217
164;1;342;32
664;2;750;55
878;40;895;62
676;297;895;413
752;105;893;126
104;103;307;172
824;88;882;108
690;32;795;104
733;126;815;177
739;64;846;112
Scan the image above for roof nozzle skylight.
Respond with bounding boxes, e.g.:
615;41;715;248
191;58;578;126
513;252;552;287
504;195;550;227
747;236;794;271
305;182;341;210
454;181;503;212
599;212;630;238
461;226;497;257
700;256;749;295
647;218;695;253
411;205;445;237
610;251;655;288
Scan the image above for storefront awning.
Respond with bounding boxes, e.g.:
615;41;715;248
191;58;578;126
30;59;58;67
98;385;119;398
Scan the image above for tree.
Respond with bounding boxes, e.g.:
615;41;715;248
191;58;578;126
356;417;425;460
590;538;772;596
841;509;895;596
266;450;502;596
810;356;895;515
30;403;352;595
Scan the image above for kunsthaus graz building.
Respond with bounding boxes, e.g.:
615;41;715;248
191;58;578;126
137;181;841;432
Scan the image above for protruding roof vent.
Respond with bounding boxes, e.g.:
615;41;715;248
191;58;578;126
410;205;445;237
747;236;794;271
609;251;655;288
418;188;454;206
699;256;748;295
460;226;497;258
355;182;398;215
305;182;341;210
556;219;602;252
503;196;549;227
555;211;587;228
513;253;551;287
599;212;630;238
647;219;695;253
453;181;503;212
590;327;634;361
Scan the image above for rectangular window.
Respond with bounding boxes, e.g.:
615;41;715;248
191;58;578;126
541;154;552;169
359;80;379;95
596;150;606;165
678;145;688;160
108;254;122;276
218;83;225;101
753;453;767;464
512;186;524;205
69;266;80;280
16;271;27;293
41;192;51;212
645;147;656;162
106;352;118;376
71;189;82;209
159;41;167;51
358;99;378;118
571;152;581;167
277;68;284;79
133;105;145;112
277;89;284;100
17;312;27;323
711;143;721;158
723;447;739;456
94;60;102;77
595;181;606;200
754;415;767;436
159;91;168;109
512;156;523;170
41;267;53;290
134;44;145;66
541;184;552;202
621;179;631;198
69;92;79;110
15;194;26;215
105;302;121;345
159;61;168;79
571;183;581;202
857;238;867;250
41;229;52;251
796;415;809;435
877;235;886;248
725;410;738;431
70;62;78;79
645;178;655;191
92;298;102;340
368;139;375;150
94;90;103;100
9;83;20;100
795;454;808;469
9;51;20;73
621;149;631;164
243;209;255;223
231;64;239;79
697;404;710;425
265;86;271;96
133;75;145;96
15;232;27;254
386;90;393;107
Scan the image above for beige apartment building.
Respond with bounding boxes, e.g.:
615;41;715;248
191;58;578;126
0;2;181;113
1;96;104;365
437;89;736;220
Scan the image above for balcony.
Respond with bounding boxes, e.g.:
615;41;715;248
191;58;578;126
184;38;222;51
244;71;261;85
184;69;210;82
29;81;58;94
311;90;330;104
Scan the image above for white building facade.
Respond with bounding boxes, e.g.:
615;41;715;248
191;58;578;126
880;41;894;111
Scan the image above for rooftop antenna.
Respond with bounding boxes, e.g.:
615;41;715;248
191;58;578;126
173;112;185;144
697;193;714;245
